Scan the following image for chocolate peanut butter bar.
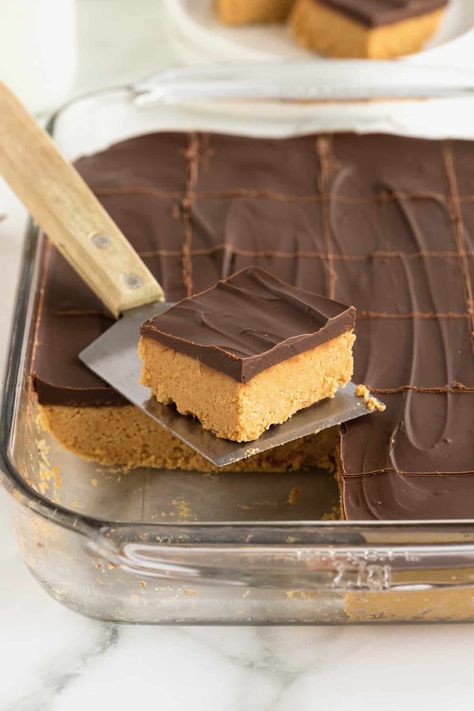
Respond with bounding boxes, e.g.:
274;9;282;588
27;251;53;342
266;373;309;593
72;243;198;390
290;0;447;58
139;267;355;441
216;0;295;25
33;131;474;519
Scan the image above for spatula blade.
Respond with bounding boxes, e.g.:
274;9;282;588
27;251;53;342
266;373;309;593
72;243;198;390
80;306;381;468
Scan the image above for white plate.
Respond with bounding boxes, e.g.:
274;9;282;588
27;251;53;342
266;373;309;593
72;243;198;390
164;0;474;66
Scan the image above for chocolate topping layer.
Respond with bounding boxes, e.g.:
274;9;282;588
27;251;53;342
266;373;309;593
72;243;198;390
32;131;474;520
141;266;355;382
317;0;447;27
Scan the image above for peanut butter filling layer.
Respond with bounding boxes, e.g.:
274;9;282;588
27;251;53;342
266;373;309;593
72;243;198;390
139;331;354;442
216;0;295;25
38;402;338;472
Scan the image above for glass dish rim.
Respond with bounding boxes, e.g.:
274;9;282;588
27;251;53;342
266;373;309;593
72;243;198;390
1;84;474;550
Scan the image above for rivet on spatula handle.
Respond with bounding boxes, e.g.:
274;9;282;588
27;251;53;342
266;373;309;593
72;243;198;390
0;82;164;318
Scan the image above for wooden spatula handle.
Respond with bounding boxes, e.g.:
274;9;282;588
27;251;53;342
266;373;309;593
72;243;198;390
0;82;164;318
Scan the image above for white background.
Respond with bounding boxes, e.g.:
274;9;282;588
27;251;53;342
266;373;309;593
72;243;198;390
1;2;474;709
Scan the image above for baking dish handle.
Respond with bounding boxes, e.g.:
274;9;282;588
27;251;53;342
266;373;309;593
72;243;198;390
131;60;474;105
88;531;474;592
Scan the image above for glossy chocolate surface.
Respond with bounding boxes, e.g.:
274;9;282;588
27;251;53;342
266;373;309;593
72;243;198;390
32;131;474;519
318;0;447;27
141;266;355;382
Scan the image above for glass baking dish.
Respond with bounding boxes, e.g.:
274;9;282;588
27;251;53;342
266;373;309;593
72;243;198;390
2;76;474;624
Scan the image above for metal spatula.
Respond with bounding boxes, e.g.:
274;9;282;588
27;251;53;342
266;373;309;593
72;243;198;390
0;82;381;468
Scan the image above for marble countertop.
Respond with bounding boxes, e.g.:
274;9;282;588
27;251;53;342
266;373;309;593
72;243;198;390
1;2;474;709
